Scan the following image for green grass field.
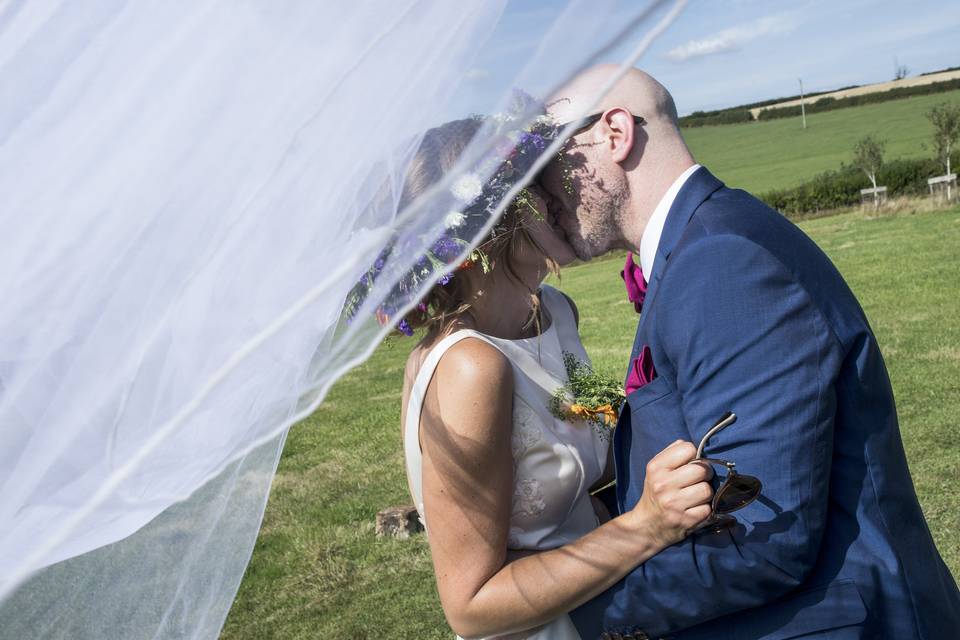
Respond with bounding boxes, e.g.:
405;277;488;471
222;205;960;639
682;90;960;194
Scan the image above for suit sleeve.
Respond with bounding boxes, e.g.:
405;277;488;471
571;234;842;637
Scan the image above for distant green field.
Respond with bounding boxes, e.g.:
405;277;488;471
223;206;960;639
683;90;960;194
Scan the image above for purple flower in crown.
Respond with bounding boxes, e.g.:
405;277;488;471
519;131;546;154
432;236;463;262
397;319;414;336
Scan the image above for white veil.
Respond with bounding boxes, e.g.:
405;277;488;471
0;1;685;637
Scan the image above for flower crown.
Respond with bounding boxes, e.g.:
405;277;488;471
343;91;565;336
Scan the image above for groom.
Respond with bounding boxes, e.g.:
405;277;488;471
539;66;960;640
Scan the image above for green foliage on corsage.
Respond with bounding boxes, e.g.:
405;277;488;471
549;351;626;439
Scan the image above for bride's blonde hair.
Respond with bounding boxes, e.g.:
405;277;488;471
398;117;558;336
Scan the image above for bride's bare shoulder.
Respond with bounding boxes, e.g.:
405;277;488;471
436;336;509;382
421;335;513;436
403;331;510;402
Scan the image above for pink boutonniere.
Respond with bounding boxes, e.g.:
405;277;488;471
620;252;646;314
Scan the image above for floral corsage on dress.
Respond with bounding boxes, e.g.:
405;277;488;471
548;352;626;440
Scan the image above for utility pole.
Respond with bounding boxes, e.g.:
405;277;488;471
799;78;807;130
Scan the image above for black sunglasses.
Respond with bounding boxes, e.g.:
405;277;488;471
691;412;763;534
557;112;647;137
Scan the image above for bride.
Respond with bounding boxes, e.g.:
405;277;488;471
396;117;714;639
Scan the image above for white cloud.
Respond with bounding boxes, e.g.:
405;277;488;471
666;14;796;63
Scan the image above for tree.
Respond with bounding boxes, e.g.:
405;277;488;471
853;136;885;208
927;102;960;176
894;64;909;81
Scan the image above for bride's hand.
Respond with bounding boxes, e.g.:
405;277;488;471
626;440;715;547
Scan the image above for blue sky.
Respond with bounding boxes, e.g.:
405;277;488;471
458;0;960;116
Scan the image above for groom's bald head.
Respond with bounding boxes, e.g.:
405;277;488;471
548;65;680;132
540;65;694;259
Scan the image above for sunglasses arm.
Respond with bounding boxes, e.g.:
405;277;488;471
695;411;737;458
692;457;736;472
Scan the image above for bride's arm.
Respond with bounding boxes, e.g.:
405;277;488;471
419;337;712;639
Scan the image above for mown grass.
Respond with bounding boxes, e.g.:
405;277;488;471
222;204;960;639
682;90;960;194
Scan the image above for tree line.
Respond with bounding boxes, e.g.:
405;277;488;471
681;77;960;129
763;102;960;216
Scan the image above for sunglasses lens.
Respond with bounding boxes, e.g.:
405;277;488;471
694;513;737;534
714;474;762;514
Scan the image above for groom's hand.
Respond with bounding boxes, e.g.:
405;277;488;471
630;440;714;547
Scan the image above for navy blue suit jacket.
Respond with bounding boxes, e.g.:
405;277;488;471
570;167;960;639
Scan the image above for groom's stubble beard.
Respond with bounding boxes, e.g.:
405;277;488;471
570;174;629;260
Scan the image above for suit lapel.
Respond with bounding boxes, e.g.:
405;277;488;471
633;167;724;344
615;168;724;512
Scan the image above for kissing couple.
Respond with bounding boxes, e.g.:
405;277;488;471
394;66;960;639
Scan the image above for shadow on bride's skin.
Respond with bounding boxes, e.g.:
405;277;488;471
418;400;506;527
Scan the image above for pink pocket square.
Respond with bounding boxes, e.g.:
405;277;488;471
625;345;657;395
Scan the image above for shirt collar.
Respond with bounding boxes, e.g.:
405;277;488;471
638;163;701;282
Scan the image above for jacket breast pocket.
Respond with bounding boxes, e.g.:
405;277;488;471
622;376;691;507
627;375;674;408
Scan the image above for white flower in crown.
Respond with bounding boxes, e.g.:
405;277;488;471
444;211;467;229
450;174;483;203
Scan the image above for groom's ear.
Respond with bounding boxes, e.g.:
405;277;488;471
598;108;636;164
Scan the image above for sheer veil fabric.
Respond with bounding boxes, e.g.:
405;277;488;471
0;1;686;637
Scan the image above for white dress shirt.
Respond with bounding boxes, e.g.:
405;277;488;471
638;163;702;282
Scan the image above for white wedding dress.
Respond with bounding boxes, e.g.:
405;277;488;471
404;285;610;639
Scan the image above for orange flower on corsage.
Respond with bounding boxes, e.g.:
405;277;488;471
568;402;619;427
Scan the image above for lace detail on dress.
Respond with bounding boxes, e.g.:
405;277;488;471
511;401;547;531
511;400;543;461
512;478;547;518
